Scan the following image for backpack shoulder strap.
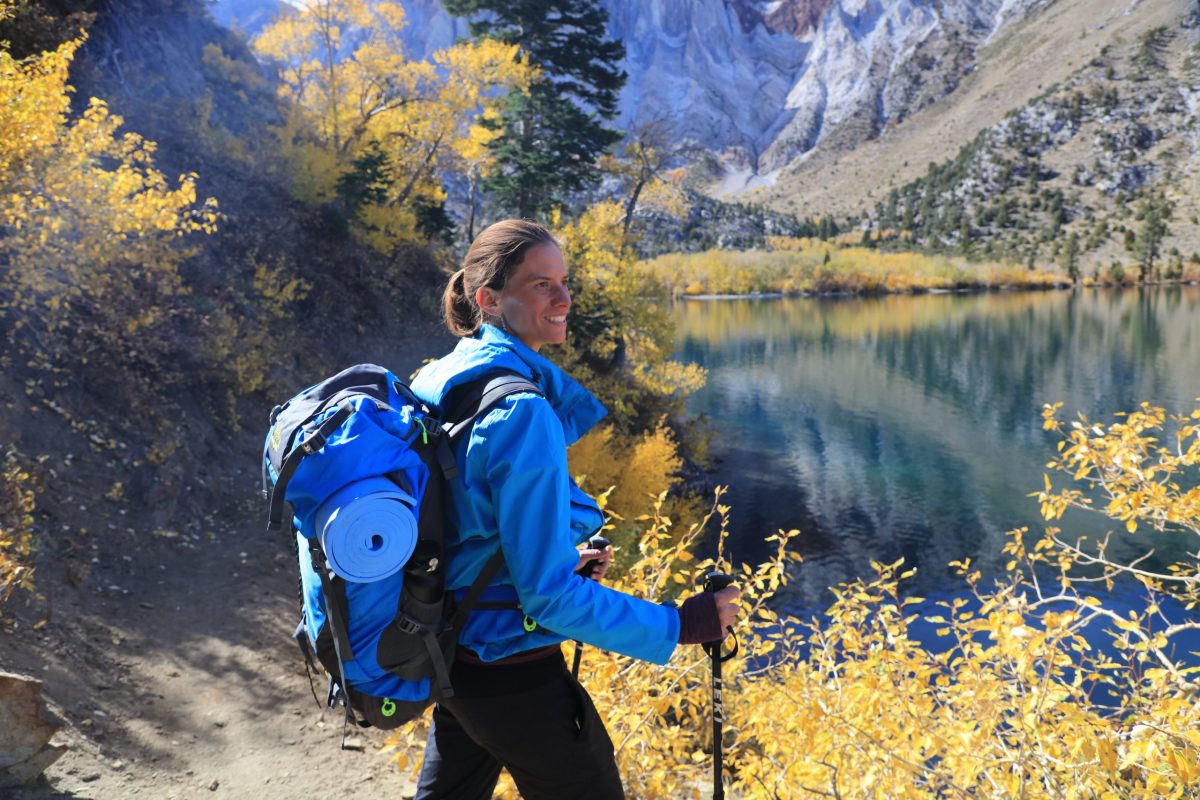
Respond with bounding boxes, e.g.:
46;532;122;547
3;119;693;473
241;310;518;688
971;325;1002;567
441;371;543;444
449;548;508;636
431;371;538;638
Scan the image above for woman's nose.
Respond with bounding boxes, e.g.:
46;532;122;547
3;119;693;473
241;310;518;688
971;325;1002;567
555;283;571;307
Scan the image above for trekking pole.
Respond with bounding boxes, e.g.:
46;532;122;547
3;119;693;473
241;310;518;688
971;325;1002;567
572;535;610;679
702;570;738;800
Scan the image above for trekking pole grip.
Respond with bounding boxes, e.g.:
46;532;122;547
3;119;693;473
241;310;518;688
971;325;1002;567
579;535;610;579
702;570;733;593
702;570;734;638
572;535;611;680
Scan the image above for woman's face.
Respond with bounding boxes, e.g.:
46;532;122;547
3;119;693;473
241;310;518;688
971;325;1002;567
476;243;571;352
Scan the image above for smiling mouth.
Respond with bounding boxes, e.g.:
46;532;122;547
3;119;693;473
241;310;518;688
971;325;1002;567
547;315;568;324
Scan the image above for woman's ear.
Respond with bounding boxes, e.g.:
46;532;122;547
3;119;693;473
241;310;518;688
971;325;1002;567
475;285;501;318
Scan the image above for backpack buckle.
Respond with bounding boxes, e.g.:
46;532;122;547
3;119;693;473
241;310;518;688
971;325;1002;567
395;614;422;635
301;431;326;454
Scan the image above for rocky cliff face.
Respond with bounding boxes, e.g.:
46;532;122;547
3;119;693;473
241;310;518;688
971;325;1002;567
364;0;1042;190
213;0;1050;188
757;0;1003;174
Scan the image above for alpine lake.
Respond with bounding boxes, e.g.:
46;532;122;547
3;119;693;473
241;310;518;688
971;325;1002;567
672;286;1200;630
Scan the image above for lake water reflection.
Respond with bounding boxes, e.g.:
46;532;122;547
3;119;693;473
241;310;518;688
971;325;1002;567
674;287;1200;611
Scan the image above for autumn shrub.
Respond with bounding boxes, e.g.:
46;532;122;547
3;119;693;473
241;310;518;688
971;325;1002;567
643;242;1069;297
196;251;313;423
554;201;706;433
566;420;710;560
381;400;1199;798
737;402;1199;798
569;423;681;522
1037;401;1199;617
0;452;37;613
0;28;217;394
254;0;534;254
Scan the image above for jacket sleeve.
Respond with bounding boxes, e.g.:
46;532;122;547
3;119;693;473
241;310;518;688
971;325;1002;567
470;393;681;665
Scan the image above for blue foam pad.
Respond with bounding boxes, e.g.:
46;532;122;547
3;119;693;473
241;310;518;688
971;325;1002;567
314;476;418;583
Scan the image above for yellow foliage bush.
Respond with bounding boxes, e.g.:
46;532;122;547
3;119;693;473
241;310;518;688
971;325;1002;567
567;425;622;500
569;422;683;524
0;453;37;612
1037;401;1200;612
200;252;312;419
381;400;1199;798
644;242;1069;297
0;30;217;380
554;201;706;432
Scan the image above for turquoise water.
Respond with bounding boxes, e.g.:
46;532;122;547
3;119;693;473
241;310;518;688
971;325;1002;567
674;287;1200;610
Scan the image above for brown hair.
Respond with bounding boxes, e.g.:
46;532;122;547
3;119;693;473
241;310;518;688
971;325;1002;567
443;219;558;337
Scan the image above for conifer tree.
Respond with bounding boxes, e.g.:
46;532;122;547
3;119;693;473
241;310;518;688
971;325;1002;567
1133;192;1172;283
442;0;626;218
1063;232;1081;283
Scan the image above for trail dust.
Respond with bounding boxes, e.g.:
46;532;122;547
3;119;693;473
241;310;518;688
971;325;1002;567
1;485;421;799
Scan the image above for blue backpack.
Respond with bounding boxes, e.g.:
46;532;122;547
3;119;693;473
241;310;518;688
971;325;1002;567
262;364;540;744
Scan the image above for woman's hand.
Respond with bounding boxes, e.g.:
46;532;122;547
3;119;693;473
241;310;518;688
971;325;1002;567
712;585;740;635
576;545;612;581
677;584;741;645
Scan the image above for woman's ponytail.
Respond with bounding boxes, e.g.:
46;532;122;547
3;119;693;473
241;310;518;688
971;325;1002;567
440;220;558;338
443;268;480;336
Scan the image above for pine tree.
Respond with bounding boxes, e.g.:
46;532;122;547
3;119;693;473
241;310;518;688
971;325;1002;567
443;0;626;218
1133;193;1172;283
1063;232;1081;283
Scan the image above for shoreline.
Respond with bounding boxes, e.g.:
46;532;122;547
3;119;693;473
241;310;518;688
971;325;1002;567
677;280;1200;301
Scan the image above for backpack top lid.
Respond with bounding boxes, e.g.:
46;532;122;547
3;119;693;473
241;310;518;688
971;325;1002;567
264;364;433;539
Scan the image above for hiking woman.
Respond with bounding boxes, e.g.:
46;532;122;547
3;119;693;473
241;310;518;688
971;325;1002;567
409;219;740;800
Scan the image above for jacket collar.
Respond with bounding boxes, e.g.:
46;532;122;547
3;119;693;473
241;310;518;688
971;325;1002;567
412;324;607;446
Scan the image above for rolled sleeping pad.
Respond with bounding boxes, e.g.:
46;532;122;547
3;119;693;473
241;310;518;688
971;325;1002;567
314;476;418;583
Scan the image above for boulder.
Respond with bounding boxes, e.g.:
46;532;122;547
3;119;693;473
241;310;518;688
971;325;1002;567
0;671;66;787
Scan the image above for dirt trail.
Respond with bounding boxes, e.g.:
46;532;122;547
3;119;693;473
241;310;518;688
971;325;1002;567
2;481;422;799
0;312;461;799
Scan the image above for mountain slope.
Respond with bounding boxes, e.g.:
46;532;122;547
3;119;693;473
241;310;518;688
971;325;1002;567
753;0;1196;231
227;0;1038;190
849;18;1200;273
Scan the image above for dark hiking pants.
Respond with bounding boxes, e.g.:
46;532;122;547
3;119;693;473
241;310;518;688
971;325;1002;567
414;651;625;800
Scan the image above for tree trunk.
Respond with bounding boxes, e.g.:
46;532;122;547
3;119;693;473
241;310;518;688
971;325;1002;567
517;100;535;219
467;172;479;243
622;177;645;243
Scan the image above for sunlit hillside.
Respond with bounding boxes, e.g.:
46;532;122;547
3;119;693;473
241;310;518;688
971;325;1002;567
755;0;1200;268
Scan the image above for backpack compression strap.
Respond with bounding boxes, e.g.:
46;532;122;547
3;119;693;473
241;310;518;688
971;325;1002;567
267;401;357;532
305;537;366;748
415;546;507;701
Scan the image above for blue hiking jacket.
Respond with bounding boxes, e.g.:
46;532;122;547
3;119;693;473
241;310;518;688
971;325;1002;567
410;324;681;665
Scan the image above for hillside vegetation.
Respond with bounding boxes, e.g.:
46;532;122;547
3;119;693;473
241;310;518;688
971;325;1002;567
640;240;1073;296
757;0;1200;274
